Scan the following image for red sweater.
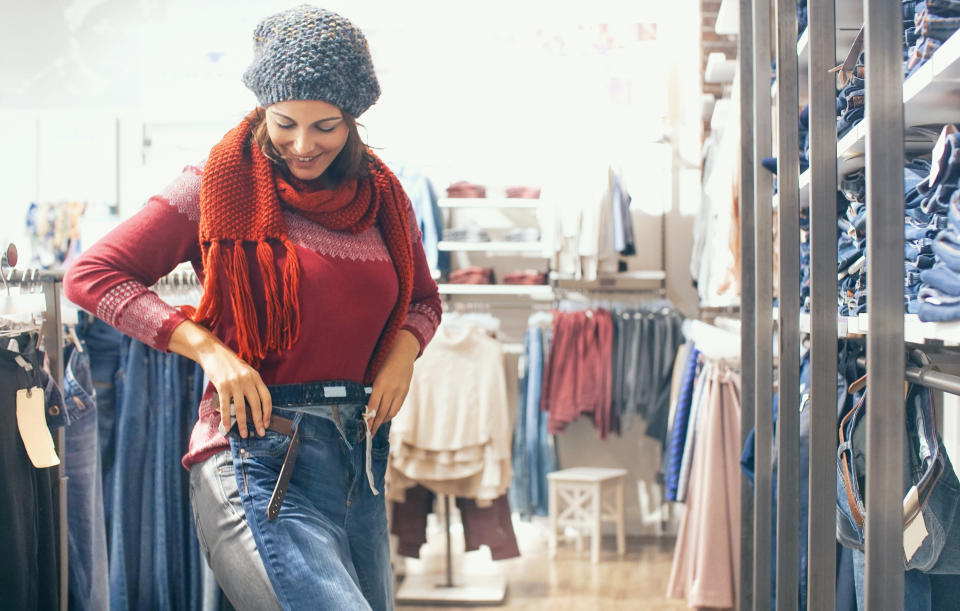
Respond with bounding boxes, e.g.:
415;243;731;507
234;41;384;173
63;161;442;470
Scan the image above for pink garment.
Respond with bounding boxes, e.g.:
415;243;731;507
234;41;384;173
667;363;741;609
541;309;614;439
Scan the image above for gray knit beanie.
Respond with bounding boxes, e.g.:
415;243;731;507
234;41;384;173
242;5;380;117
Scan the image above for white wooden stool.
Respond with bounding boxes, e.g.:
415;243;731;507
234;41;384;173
547;467;627;564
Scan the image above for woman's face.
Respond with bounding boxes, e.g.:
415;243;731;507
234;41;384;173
265;99;349;181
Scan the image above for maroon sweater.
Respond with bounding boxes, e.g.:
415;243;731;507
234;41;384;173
63;161;442;470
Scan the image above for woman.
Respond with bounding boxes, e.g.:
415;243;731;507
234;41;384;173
64;6;441;610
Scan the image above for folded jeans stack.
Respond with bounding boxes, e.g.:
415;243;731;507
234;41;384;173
838;172;867;316
903;156;936;313
837;58;865;139
905;0;960;77
916;126;960;320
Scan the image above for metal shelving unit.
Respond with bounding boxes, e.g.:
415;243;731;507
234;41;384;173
737;0;960;609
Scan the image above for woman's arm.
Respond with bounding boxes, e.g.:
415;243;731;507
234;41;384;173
64;162;271;438
367;197;442;435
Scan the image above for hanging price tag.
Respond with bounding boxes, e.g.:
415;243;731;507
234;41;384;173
16;387;60;468
903;486;928;563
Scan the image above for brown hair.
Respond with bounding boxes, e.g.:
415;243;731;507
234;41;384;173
252;107;372;183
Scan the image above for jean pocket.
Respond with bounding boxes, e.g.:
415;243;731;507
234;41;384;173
234;430;291;458
371;421;391;461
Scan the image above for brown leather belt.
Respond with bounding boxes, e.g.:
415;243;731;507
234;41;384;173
242;405;302;522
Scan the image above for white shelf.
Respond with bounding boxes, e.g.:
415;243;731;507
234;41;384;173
834;314;960;345
438;197;540;209
437;284;553;300
438;240;544;254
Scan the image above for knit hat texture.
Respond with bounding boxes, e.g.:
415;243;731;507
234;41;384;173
242;5;380;117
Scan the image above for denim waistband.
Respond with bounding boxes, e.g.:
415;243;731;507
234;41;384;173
266;380;373;407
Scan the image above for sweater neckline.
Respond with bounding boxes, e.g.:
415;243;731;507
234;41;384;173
437;321;474;346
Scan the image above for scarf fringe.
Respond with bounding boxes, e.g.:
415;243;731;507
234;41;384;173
281;237;301;350
194;241;224;327
228;243;262;364
256;240;282;350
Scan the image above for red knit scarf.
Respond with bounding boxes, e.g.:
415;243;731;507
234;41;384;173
191;111;414;383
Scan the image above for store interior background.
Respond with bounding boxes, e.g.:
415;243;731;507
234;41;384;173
0;0;717;543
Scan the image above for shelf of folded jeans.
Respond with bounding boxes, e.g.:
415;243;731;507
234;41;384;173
437;241;545;255
790;27;861;102
437;198;540;209
786;127;938;208
436;284;553;300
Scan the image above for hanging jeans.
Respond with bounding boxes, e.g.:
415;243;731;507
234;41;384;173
77;312;126;535
225;381;392;610
0;333;59;610
63;343;110;611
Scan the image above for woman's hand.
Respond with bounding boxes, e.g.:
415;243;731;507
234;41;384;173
368;329;421;436
169;320;272;438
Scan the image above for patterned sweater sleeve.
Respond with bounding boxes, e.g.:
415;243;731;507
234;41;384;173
400;196;442;354
63;163;205;352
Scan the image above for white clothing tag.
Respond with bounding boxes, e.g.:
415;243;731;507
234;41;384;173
903;486;928;562
7;338;19;353
324;386;347;398
16;387;60;468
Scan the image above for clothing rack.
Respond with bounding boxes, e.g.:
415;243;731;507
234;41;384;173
2;265;69;611
2;262;199;611
856;355;960;397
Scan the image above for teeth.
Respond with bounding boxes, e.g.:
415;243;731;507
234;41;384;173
296;155;316;162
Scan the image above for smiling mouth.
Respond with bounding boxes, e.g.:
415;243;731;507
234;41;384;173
290;154;319;163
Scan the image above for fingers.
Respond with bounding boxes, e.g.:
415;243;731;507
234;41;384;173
257;378;273;430
367;388;384;436
370;389;406;436
233;389;248;438
219;391;232;434
245;384;264;437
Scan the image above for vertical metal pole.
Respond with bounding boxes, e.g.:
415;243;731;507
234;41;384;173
752;1;775;609
738;1;757;608
863;0;905;607
444;495;454;588
42;278;68;611
775;0;801;607
806;0;839;608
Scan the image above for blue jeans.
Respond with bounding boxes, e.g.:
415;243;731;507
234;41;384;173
920;264;960;295
77;312;126;534
64;344;110;611
229;384;392;611
510;325;552;517
918;287;960;321
837;383;960;573
109;337;155;611
933;230;960;272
